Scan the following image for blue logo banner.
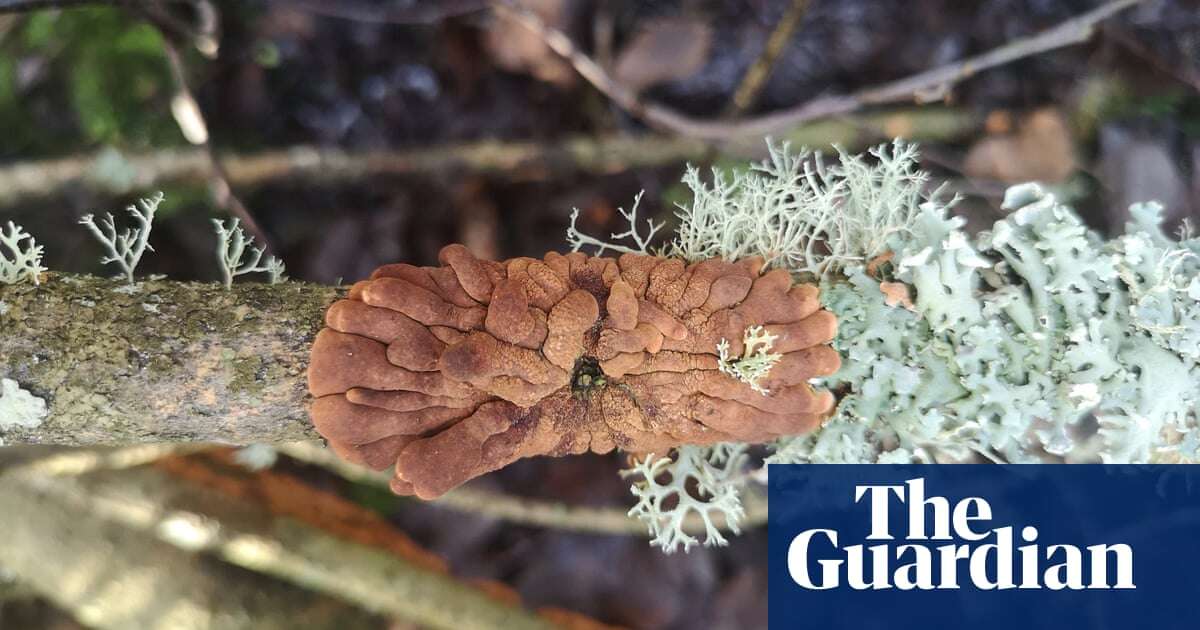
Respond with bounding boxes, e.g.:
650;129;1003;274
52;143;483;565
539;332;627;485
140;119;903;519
768;465;1200;629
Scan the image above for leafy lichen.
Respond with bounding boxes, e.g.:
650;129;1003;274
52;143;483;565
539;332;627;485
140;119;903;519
0;378;48;433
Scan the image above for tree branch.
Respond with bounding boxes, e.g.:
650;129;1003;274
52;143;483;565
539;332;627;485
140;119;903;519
724;0;811;117
0;107;977;207
0;454;562;630
0;274;339;445
277;441;769;536
0;467;389;629
161;30;273;249
492;0;1144;140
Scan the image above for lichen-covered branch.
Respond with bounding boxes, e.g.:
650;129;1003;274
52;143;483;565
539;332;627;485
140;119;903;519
0;275;340;445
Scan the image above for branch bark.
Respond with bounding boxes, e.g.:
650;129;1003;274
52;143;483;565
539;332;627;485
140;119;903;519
0;107;977;207
0;274;339;445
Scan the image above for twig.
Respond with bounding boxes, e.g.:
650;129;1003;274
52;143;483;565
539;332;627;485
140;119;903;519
1103;24;1200;93
0;107;978;207
160;30;273;250
278;0;487;24
277;441;768;536
6;443;212;477
135;0;220;57
492;0;1145;141
725;0;810;116
0;0;122;11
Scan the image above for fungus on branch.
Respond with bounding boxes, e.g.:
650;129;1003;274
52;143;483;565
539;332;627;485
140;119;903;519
308;244;840;499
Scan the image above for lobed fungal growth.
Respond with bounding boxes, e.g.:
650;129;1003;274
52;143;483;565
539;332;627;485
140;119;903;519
308;244;840;499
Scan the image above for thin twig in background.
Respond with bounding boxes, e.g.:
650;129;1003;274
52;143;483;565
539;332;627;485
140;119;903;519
724;0;810;117
1;439;767;541
0;106;978;206
0;0;119;11
279;0;488;24
159;24;274;250
1103;24;1200;93
492;0;1146;141
4;443;211;477
277;441;768;536
136;0;219;57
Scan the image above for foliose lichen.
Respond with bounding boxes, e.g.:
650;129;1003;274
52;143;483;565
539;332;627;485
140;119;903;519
574;141;1200;552
0;378;49;433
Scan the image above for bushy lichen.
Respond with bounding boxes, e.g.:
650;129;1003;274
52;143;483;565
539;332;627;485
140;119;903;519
666;139;943;275
213;218;287;289
622;443;748;553
571;141;1200;552
717;325;782;395
233;443;279;471
0;222;46;286
79;191;163;284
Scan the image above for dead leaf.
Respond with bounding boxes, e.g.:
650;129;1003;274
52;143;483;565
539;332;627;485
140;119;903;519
865;251;894;278
613;18;712;93
484;0;576;88
964;107;1076;183
879;281;916;311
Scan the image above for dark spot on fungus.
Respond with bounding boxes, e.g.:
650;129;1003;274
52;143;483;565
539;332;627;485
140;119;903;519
570;356;606;399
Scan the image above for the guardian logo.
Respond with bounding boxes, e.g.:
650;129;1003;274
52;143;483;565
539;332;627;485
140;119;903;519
788;478;1136;591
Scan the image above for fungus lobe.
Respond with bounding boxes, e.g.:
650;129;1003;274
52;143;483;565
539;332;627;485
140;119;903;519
308;245;840;499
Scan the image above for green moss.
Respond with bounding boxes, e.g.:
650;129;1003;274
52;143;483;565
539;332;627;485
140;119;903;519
231;355;267;395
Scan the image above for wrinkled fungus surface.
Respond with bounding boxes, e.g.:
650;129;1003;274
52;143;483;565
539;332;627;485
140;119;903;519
308;245;839;498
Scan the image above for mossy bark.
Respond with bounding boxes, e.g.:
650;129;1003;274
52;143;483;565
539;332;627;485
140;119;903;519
0;274;342;445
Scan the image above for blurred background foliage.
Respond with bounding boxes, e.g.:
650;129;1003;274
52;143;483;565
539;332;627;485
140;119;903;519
0;1;1198;628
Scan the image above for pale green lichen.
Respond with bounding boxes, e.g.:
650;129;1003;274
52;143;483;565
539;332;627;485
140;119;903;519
717;325;782;395
567;191;664;256
213;218;287;289
79;191;163;284
622;443;748;553
666;139;946;275
233;444;279;471
0;378;48;433
774;182;1200;467
0;222;47;286
569;141;1200;553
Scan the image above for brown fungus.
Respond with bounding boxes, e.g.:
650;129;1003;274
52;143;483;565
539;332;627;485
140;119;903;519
308;245;840;499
